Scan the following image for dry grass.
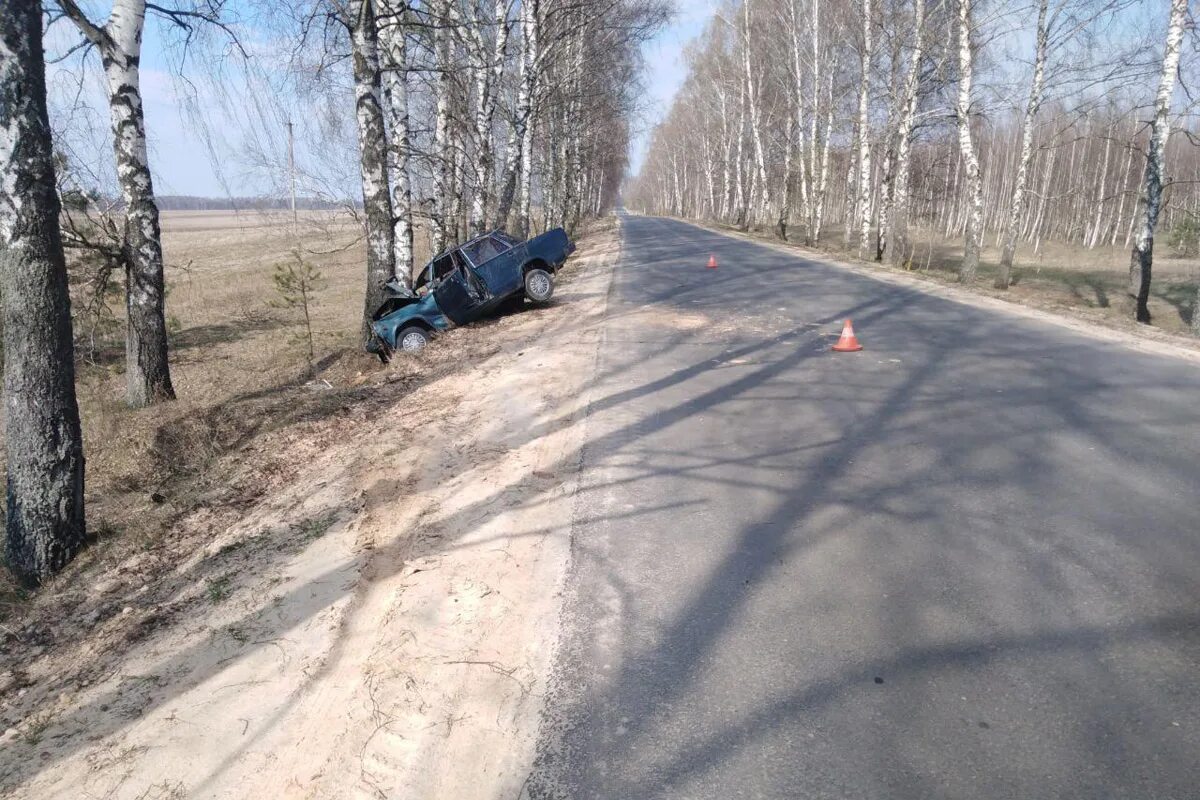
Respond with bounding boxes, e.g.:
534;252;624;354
2;209;444;622
0;214;614;754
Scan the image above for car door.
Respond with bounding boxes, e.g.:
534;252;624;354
464;235;523;296
432;252;488;325
432;255;477;323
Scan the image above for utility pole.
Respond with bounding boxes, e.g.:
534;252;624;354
287;118;298;231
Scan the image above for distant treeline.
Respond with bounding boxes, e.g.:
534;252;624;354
155;195;353;211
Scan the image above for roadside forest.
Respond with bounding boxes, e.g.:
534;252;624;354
628;0;1200;331
1;0;665;587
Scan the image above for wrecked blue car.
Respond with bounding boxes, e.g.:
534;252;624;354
367;227;576;359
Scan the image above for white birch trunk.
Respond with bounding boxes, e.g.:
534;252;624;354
884;0;925;267
780;114;794;239
516;0;540;238
1;0;87;584
466;0;511;235
379;1;413;285
1129;0;1187;323
995;0;1047;288
954;0;984;282
855;0;873;256
742;0;770;228
59;0;175;406
431;0;453;252
808;0;822;240
1087;123;1113;249
348;0;396;336
733;74;746;225
1111;116;1136;246
717;79;732;220
789;0;811;223
812;53;838;244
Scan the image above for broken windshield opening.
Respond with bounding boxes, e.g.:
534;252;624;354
463;236;508;267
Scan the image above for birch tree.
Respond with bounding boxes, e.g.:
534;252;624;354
953;0;983;282
379;0;414;285
854;0;873;256
1129;0;1187;324
628;0;1196;326
740;0;770;227
994;0;1049;289
493;0;539;234
343;0;396;334
882;0;929;267
464;0;513;236
1;0;87;584
516;0;541;238
56;0;177;406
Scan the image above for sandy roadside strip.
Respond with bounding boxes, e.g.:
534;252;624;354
7;221;621;800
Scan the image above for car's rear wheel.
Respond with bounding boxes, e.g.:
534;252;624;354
396;326;431;353
524;267;554;304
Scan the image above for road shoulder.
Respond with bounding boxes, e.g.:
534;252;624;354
672;216;1200;364
1;220;622;800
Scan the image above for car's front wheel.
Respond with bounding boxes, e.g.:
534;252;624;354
524;267;554;304
396;326;431;353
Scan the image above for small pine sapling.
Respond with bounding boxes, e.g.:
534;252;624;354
271;248;325;374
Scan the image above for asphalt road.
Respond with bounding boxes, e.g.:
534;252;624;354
525;213;1200;799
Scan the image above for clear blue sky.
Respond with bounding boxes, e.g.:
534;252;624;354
48;1;717;196
629;0;719;176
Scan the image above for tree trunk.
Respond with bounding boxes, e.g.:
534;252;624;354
885;0;925;268
733;74;746;226
349;0;396;337
1129;0;1186;324
717;80;732;220
431;0;453;252
954;0;984;282
495;125;521;230
807;0;822;243
1192;283;1200;336
996;0;1047;289
812;52;837;245
779;114;794;240
449;124;466;242
379;1;413;286
467;0;511;235
516;0;540;239
1086;121;1113;249
1111;116;1136;246
855;0;873;257
789;0;810;226
59;0;175;406
0;0;87;585
741;0;769;228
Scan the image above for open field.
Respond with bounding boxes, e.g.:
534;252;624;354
1;209;482;625
2;210;367;621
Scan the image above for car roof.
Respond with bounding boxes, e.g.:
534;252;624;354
428;229;506;263
413;230;514;289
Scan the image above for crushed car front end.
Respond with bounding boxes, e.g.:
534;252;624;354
367;292;451;358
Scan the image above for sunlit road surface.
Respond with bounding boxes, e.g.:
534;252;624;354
526;213;1200;799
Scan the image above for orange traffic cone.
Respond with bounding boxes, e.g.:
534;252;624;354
831;319;863;352
707;254;718;269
